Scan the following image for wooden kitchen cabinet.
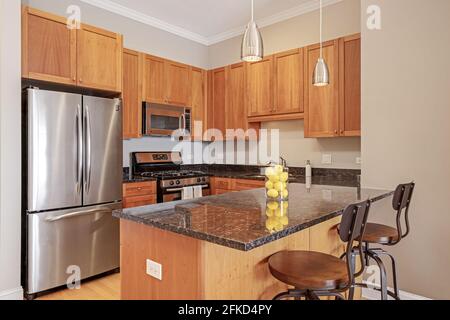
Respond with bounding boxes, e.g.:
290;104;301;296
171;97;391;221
77;25;123;92
122;49;142;140
142;55;190;106
123;181;157;208
207;67;227;139
22;6;77;85
22;6;123;92
210;177;264;195
339;34;361;137
246;56;274;118
190;67;207;140
166;61;191;106
142;54;166;104
304;35;361;138
273;48;305;116
304;39;340;138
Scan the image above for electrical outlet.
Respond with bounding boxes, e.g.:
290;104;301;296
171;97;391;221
146;259;162;281
322;154;332;165
356;157;362;165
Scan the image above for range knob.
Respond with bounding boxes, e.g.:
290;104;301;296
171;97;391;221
176;180;181;185
197;178;202;183
202;178;206;182
170;181;175;186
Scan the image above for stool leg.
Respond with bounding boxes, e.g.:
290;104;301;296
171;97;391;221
348;250;357;300
371;254;388;300
385;252;400;299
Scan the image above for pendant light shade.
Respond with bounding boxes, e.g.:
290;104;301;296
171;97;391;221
313;0;330;86
241;0;263;62
313;58;329;86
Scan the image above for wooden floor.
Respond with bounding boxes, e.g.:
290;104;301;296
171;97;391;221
37;273;121;300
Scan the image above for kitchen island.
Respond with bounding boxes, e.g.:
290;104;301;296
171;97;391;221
114;183;393;300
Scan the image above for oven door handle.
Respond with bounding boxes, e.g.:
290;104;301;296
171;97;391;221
166;185;209;193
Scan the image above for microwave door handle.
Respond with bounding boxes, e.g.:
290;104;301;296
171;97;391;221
182;114;186;130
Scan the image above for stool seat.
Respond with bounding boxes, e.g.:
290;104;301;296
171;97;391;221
363;223;399;245
268;251;349;291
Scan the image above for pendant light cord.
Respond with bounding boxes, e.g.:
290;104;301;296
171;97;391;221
320;0;323;58
251;0;255;22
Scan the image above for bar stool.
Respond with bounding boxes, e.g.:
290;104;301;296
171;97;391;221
268;200;371;300
351;182;415;300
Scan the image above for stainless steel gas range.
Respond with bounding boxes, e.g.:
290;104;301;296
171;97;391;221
130;152;210;203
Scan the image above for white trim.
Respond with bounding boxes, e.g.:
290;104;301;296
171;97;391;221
361;281;431;301
80;0;343;46
0;287;23;300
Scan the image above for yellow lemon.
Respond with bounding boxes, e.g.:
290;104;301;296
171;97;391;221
266;208;274;217
282;190;289;199
280;172;289;182
274;208;283;217
267;201;279;211
280;216;289;226
265;167;275;177
266;220;274;231
267;189;279;199
274;182;285;191
274;222;284;232
269;174;280;183
265;181;274;190
274;165;284;174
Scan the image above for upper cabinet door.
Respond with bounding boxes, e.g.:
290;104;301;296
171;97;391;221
339;34;361;137
304;40;340;138
122;49;142;140
142;54;166;104
247;56;274;117
274;49;304;115
190;67;206;141
22;7;77;85
209;67;227;137
77;25;123;92
226;63;247;135
166;61;190;106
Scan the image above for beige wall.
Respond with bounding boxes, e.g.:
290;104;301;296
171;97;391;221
362;0;450;299
209;0;362;169
0;0;23;300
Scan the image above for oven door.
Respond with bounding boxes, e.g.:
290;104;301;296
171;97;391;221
143;103;185;136
162;186;211;203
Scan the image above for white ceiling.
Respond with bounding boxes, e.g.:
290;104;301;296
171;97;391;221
80;0;342;45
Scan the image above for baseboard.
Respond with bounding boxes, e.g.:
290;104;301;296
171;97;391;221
0;287;23;300
361;281;431;301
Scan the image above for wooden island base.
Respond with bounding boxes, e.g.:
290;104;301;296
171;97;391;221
120;218;360;300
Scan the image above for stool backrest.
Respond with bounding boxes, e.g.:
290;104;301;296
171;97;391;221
392;182;415;244
339;200;372;283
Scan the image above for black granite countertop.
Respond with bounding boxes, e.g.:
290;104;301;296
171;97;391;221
123;165;361;187
113;183;392;252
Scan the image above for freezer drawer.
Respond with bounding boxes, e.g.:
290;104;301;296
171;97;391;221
27;203;121;295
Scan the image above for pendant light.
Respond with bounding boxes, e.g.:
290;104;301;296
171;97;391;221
241;0;264;62
313;0;330;86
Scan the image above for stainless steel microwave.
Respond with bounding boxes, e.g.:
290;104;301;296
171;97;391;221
142;103;191;137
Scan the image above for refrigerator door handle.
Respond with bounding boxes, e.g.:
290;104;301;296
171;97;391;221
76;105;83;195
84;105;92;193
45;208;112;222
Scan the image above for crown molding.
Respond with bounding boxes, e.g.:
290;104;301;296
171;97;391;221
80;0;210;45
81;0;343;46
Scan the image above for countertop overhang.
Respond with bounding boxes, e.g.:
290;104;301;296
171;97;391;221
114;183;393;251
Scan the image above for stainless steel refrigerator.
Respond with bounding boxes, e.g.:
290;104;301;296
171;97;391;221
24;88;122;297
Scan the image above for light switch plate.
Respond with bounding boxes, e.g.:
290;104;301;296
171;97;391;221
146;259;162;281
322;154;332;165
356;157;362;165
